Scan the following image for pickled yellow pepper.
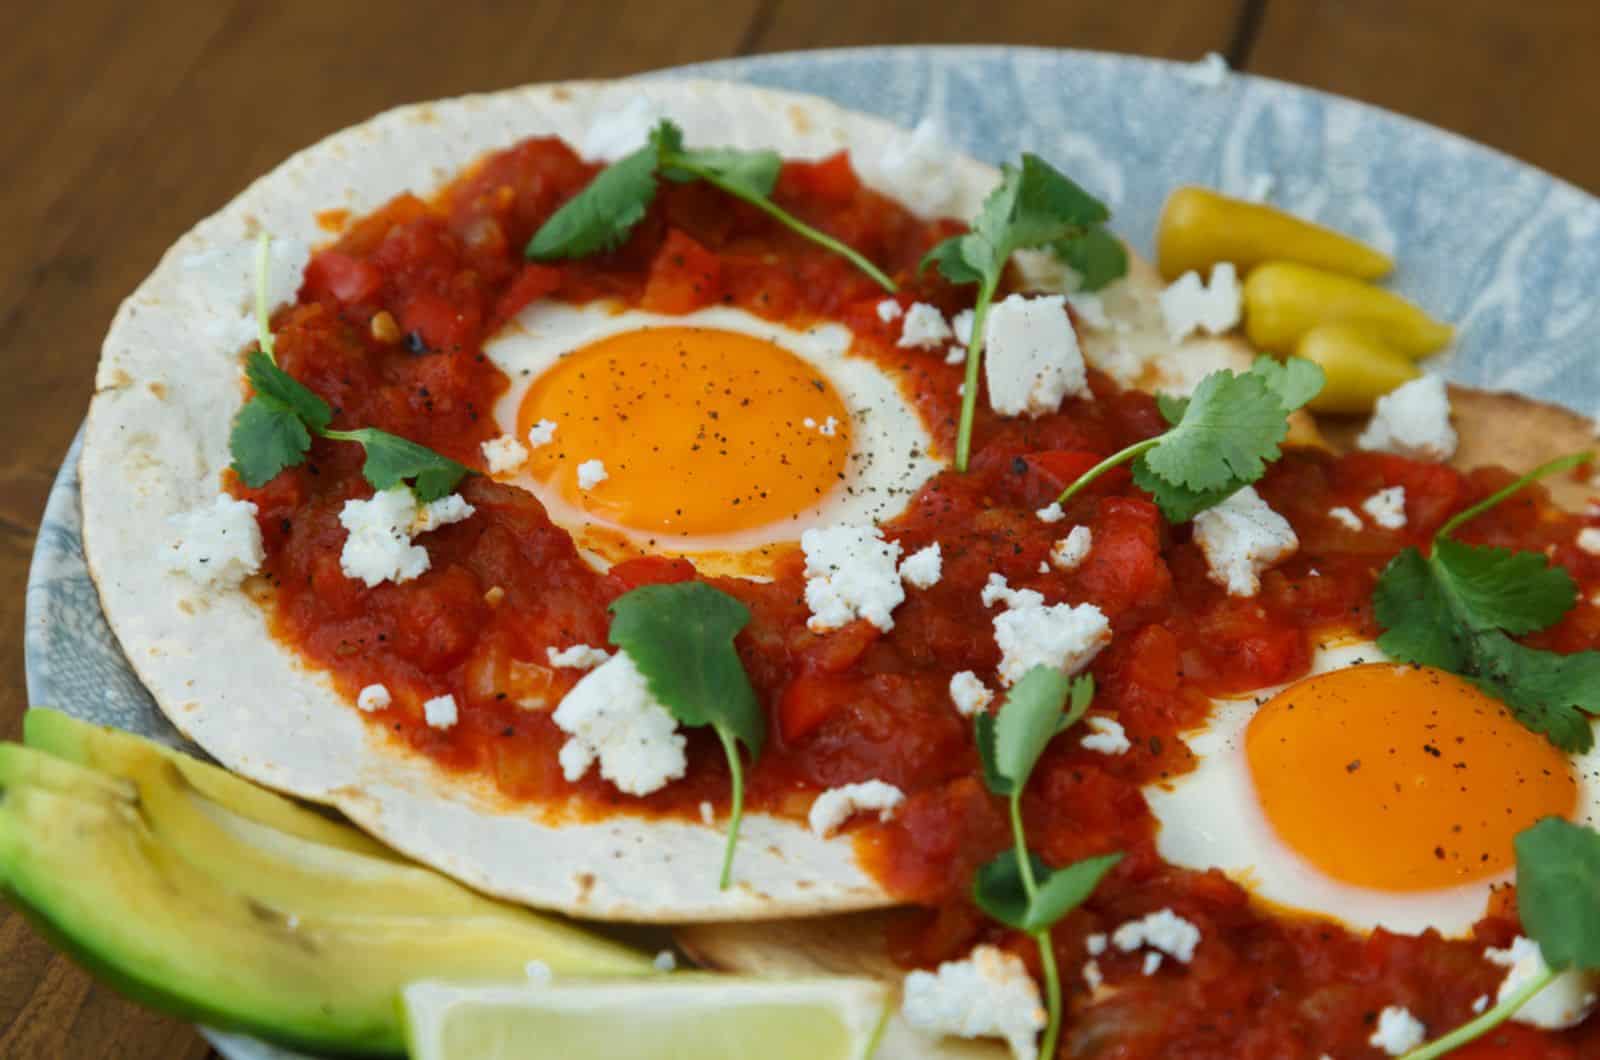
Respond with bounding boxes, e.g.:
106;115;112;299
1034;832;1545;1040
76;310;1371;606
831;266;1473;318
1295;323;1421;414
1244;262;1454;358
1157;187;1393;281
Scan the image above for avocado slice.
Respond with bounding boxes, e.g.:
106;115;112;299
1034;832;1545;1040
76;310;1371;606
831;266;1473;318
1;723;651;1056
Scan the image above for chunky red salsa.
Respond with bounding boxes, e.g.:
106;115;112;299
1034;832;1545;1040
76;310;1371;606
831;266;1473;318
236;135;1600;1058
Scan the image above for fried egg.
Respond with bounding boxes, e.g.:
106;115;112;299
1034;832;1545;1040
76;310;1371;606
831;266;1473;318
1146;637;1600;935
483;302;943;577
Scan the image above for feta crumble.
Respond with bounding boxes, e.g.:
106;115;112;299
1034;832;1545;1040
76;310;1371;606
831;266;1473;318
899;544;943;589
945;345;967;365
698;800;714;825
808;780;906;837
1160;263;1242;341
993;600;1112;686
1578;528;1600;556
981;573;1044;611
902;945;1046;1060
1085;934;1107;956
576;459;608;490
1036;503;1066;524
164;494;264;590
1369;1006;1426;1056
1082;960;1104;992
1180;51;1230;89
1486;936;1599;1029
546;644;611;670
552;653;687;797
1081;715;1131;755
1142;952;1163;976
802;524;906;633
952;309;975;346
1357;376;1458;461
898;302;953;349
876;299;904;323
481;434;529;474
1112;909;1202;964
339;487;476;588
422;694;458;730
984;294;1088;418
949;671;994;718
1065;291;1112;331
1050;526;1093;571
527;419;558;448
1472;994;1489;1014
1192;486;1299;597
1329;505;1363;531
356;684;391;713
1362;486;1408;530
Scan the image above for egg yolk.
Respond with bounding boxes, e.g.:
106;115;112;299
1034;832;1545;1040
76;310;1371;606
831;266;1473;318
517;327;852;536
1245;662;1577;892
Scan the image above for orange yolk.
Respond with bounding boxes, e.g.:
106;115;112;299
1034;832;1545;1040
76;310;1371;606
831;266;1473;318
1245;662;1577;892
517;327;852;537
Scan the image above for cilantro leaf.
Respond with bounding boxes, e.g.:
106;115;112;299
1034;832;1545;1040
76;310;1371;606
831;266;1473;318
322;428;470;501
1372;546;1466;668
974;711;1012;797
1141;371;1290;492
229;397;314;488
973;849;1050;930
1052;225;1127;293
974;850;1122;934
920;234;985;286
1472;633;1600;751
244;350;331;431
1128;463;1240;524
1514;818;1600;971
994;666;1076;792
1248;355;1325;414
526;143;660;261
608;581;766;888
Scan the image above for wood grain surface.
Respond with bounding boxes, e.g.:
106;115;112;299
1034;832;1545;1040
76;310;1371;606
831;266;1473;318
1;2;1594;1056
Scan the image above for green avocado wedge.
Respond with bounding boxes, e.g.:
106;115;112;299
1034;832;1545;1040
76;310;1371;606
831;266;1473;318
1;710;651;1057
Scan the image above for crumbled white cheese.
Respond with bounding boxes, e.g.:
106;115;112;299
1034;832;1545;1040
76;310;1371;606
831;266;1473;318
949;671;994;718
1362;486;1408;530
1081;716;1131;755
802;525;906;633
1082;959;1104;992
576;459;608;490
899;302;954;349
876;299;904;323
983;294;1088;418
164;494;264;590
1192;486;1299;597
1180;51;1230;89
899;544;943;589
993;601;1112;686
981;573;1045;611
902;945;1046;1060
1578;528;1600;555
1329;506;1363;531
1369;1006;1426;1056
1142;952;1163;976
1085;934;1107;956
945;345;967;366
422;694;458;730
819;416;839;437
808;780;906;837
1036;503;1066;524
579;94;664;161
952;309;976;346
698;800;714;825
339;487;476;588
552;653;687;797
1051;527;1093;571
874;117;961;219
1066;291;1112;331
1357;376;1458;461
653;950;678;972
356;684;391;713
1038;560;1050;574
481;434;530;474
527;419;558;448
1112;909;1202;963
1486;936;1599;1029
546;644;611;670
1472;994;1489;1014
1160;263;1242;341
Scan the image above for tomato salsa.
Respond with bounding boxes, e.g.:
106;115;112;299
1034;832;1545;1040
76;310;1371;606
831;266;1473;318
235;135;1600;1058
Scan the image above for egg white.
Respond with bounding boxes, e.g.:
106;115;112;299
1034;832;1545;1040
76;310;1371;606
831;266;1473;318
484;301;944;575
1145;638;1600;936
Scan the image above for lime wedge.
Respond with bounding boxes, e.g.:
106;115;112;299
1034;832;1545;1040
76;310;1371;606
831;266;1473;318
403;975;890;1060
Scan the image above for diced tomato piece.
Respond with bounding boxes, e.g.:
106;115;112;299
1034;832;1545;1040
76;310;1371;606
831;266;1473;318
490;264;562;331
641;229;723;314
606;555;698;593
777;151;862;204
777;672;858;745
302;250;383;305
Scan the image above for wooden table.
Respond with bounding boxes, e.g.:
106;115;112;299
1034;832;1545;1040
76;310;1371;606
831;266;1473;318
2;1;1596;1055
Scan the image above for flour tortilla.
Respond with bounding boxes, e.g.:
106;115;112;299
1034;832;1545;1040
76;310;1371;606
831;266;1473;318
677;386;1593;1053
83;79;1269;922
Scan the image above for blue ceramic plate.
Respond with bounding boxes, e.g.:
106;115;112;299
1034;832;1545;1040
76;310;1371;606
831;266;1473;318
24;46;1600;1059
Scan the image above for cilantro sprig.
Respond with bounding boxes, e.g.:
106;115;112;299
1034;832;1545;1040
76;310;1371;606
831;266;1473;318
1055;355;1324;522
1399;817;1600;1058
607;581;766;890
1374;450;1600;752
972;666;1123;1060
227;235;469;502
921;156;1121;472
526;120;896;292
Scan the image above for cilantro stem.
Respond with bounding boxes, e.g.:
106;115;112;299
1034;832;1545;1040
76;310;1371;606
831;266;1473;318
714;725;746;891
954;277;999;473
1399;966;1558;1060
1436;451;1594;542
1008;791;1038;900
253;232;276;361
1034;934;1063;1060
674;161;898;294
1054;437;1163;507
